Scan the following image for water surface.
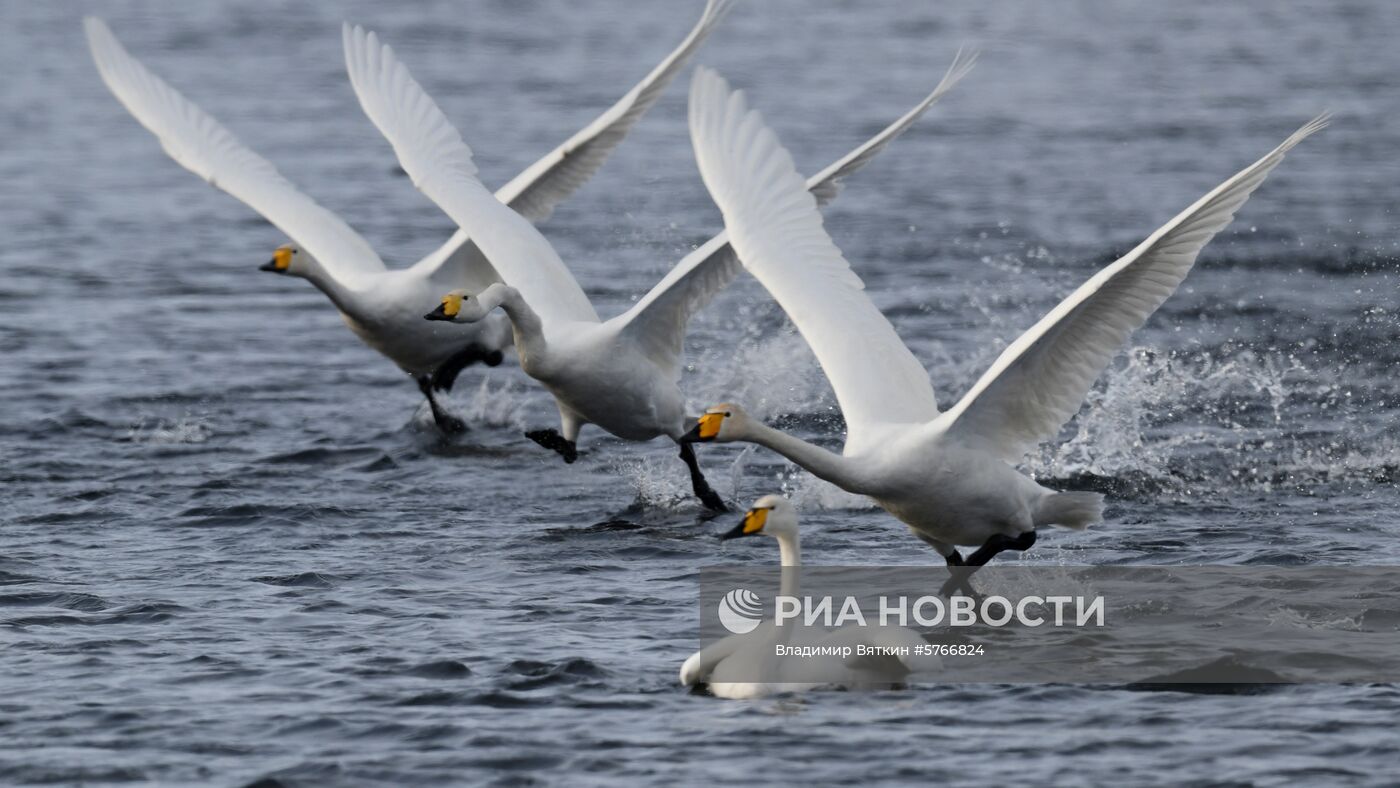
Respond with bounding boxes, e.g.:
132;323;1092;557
2;1;1398;784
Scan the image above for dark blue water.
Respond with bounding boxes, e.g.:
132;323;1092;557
3;0;1399;784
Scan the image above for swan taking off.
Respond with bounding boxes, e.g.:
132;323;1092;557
683;67;1326;564
83;2;732;433
341;24;976;507
680;496;938;699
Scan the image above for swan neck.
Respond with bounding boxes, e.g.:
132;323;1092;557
487;284;548;369
302;265;360;315
746;421;860;491
775;532;801;597
775;530;801;569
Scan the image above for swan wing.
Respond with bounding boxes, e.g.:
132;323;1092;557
499;0;736;223
612;232;741;375
343;24;598;324
415;1;734;292
615;50;977;374
807;47;978;207
84;17;385;278
679;633;743;686
942;114;1329;461
689;67;940;441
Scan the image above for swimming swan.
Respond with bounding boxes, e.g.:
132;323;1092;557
680;495;938;699
341;25;976;508
683;67;1327;562
82;3;732;432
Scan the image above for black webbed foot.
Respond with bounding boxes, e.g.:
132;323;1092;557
696;486;729;512
966;530;1037;567
938;532;1038;596
526;429;578;463
433;411;468;435
417;375;467;434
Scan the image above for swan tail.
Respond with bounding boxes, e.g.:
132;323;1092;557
1033;491;1104;530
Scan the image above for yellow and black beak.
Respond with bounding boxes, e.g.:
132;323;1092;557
681;412;725;443
261;247;293;273
720;507;768;541
425;293;462;322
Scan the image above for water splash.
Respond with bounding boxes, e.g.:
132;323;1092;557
461;373;532;430
612;453;696;511
1024;345;1381;493
685;329;833;422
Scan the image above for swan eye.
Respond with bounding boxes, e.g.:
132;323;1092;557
440;293;463;318
741;507;768;535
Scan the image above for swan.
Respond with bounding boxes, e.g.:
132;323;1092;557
82;2;733;433
340;24;976;508
682;67;1327;562
680;495;938;699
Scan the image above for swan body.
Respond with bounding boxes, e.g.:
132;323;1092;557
684;67;1327;561
345;22;976;504
680;496;938;699
461;284;689;443
83;3;732;430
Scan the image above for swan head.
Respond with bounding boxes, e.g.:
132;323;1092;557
681;403;750;443
424;289;492;323
259;242;311;278
720;494;797;542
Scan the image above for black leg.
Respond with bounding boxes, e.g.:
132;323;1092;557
678;442;728;511
525;428;577;463
965;530;1037;567
937;533;1037;598
940;550;979;598
430;345;505;393
417;376;466;434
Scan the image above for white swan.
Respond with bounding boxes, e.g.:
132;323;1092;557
680;495;938;699
340;24;976;507
82;3;733;432
683;67;1327;562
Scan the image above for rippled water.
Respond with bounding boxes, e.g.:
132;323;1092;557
4;0;1400;784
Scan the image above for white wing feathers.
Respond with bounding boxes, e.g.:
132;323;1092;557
343;24;599;325
809;47;978;207
690;68;941;443
84;17;386;278
418;0;734;294
617;50;977;374
613;232;742;375
497;0;737;223
942;113;1330;461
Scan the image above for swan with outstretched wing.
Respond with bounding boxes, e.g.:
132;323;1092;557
84;2;733;432
683;66;1326;561
340;24;976;508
